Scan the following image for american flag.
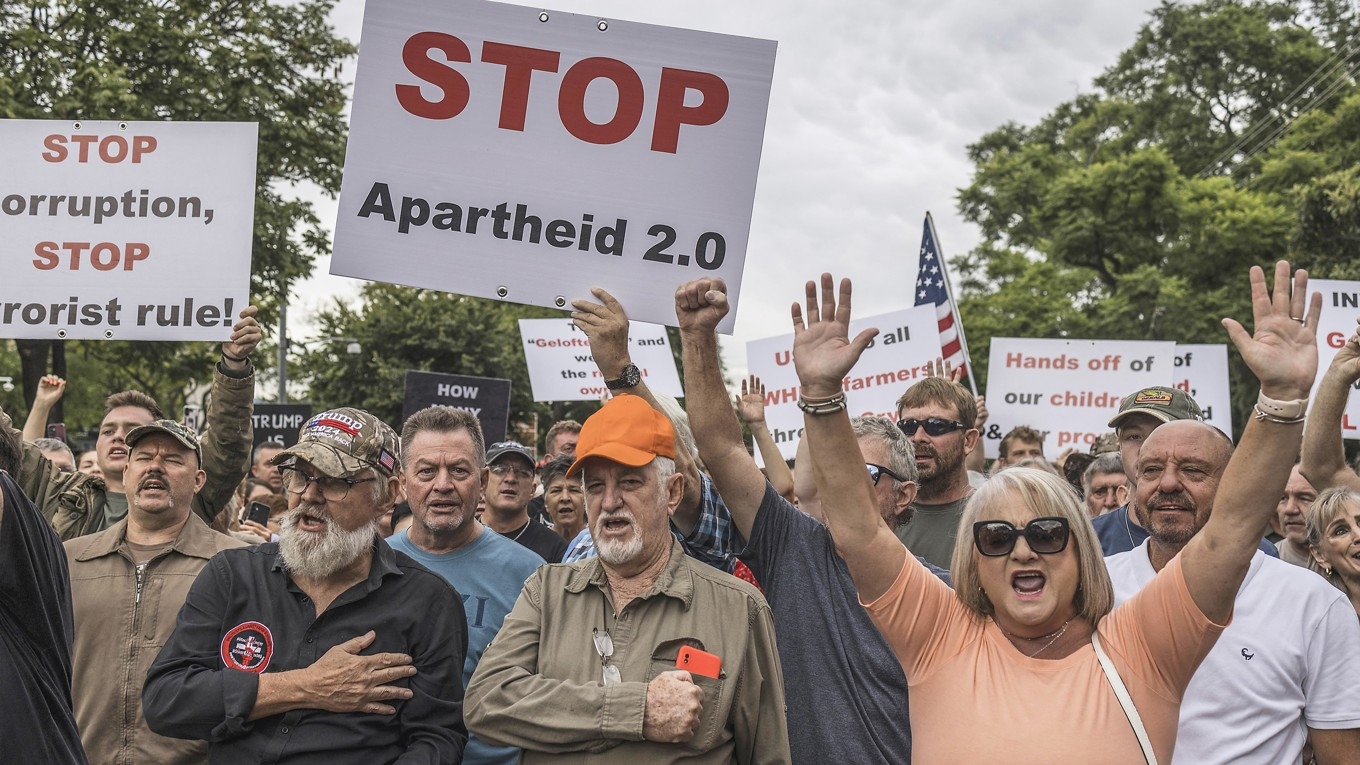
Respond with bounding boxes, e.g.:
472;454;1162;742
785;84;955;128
914;216;972;387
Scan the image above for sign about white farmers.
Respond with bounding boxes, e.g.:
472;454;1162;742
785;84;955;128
332;0;777;333
519;318;683;401
1310;279;1360;439
745;307;944;464
1170;344;1232;436
984;338;1177;458
0;119;257;340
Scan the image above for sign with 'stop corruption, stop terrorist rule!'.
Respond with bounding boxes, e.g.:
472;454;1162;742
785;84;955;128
0;120;257;341
332;0;777;334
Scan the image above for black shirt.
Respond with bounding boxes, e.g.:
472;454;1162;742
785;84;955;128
0;471;88;764
499;519;568;564
143;538;468;764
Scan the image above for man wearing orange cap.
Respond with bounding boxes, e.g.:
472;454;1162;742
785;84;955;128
465;395;790;764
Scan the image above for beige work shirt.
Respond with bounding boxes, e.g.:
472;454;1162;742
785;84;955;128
466;539;790;764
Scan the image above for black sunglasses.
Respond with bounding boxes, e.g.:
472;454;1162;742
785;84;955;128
897;417;967;437
972;517;1071;557
866;463;905;486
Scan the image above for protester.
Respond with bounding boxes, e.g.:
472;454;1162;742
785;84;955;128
250;441;286;492
1082;452;1127;517
541;455;587;543
6;306;260;540
992;425;1044;473
0;410;88;764
542;420;581;460
1301;319;1360;494
1304;487;1360;617
1107;420;1360;763
76;449;101;477
787;264;1315;762
1271;464;1320;567
892;376;980;569
66;420;246;764
465;394;790;763
677;276;948;765
482;441;567;563
143;407;468;763
732;375;796;503
34;436;77;472
388;406;544;765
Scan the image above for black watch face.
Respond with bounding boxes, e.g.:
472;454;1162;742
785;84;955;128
609;365;640;389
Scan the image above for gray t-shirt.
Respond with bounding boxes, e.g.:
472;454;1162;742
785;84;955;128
895;494;971;571
737;484;950;765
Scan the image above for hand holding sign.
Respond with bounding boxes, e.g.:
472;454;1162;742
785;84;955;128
571;288;634;380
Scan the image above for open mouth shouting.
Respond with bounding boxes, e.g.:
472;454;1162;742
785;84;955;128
1011;569;1047;600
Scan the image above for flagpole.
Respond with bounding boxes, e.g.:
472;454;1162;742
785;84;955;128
924;211;978;396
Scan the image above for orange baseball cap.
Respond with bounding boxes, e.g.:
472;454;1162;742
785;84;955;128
566;395;676;477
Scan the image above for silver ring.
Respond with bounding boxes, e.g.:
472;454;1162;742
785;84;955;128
1290;316;1305;324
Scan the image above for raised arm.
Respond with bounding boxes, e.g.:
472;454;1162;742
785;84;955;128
734;375;796;504
191;306;260;523
1300;319;1360;492
676;279;768;541
572;288;704;533
1183;261;1320;622
21;375;65;443
792;274;905;601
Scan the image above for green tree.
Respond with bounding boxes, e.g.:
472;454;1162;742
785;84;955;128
955;0;1359;431
0;0;353;429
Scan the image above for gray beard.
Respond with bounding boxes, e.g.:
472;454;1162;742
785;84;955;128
278;507;376;580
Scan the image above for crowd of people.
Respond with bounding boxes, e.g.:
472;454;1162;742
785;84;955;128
2;260;1359;764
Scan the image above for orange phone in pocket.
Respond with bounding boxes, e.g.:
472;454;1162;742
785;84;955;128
676;646;722;679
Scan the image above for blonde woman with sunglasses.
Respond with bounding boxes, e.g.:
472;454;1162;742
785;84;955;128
790;263;1318;764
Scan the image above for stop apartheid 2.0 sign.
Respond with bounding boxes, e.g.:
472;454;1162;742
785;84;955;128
332;0;776;334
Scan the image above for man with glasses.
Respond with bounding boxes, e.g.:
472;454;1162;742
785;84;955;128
1105;419;1360;764
144;407;469;764
482;441;567;563
465;394;790;764
1081;452;1127;517
893;378;981;570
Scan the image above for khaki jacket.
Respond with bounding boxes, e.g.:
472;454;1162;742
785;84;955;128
466;538;791;764
65;512;247;765
13;362;254;540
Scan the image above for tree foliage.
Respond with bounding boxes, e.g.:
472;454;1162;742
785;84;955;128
0;0;353;429
955;0;1360;432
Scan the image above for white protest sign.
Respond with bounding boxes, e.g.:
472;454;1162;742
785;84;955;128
1171;344;1232;436
1309;279;1360;439
519;318;683;401
0;120;256;340
745;307;944;463
984;338;1176;458
332;0;777;333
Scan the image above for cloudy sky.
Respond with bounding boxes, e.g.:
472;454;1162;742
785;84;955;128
297;0;1166;375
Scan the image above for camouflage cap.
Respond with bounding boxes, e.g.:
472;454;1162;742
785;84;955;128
126;420;203;464
270;407;400;478
1107;387;1203;429
1090;432;1120;455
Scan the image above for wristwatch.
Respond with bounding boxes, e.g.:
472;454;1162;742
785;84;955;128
605;363;642;390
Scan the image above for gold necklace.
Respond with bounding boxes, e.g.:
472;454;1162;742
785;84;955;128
997;618;1073;658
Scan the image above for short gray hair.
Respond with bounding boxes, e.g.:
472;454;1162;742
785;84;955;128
851;415;916;485
1083;452;1124;489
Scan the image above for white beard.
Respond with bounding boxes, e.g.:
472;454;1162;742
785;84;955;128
593;513;644;566
278;505;376;580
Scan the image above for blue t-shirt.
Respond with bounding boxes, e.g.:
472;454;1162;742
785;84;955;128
388;527;544;765
1092;504;1280;558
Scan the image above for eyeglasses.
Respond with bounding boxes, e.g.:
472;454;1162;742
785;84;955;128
972;517;1071;557
592;628;621;686
278;465;376;502
488;463;534;480
897;417;967;437
866;463;905;486
1087;485;1129;499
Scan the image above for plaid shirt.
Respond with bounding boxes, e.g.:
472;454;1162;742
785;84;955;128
561;474;738;574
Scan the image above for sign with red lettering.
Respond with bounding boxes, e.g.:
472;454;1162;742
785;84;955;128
1171;344;1232;437
1309;279;1360;440
984;338;1176;458
745;307;944;464
518;318;683;401
332;0;776;334
0;120;257;340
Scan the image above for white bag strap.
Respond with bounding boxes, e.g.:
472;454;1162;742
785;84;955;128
1092;630;1159;765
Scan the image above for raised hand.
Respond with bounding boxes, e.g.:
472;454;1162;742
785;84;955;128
790;274;877;398
300;631;416;715
1325;318;1360;384
735;375;766;425
642;670;704;743
34;375;67;408
674;278;729;334
571;288;632;376
222;305;262;364
1220;261;1320;400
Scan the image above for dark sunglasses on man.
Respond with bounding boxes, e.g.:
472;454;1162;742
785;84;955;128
972;517;1071;557
865;463;906;486
897;417;968;437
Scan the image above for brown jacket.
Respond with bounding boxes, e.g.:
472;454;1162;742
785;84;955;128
65;512;247;765
13;361;254;540
466;538;791;764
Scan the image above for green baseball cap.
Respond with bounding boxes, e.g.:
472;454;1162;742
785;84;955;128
126;420;203;464
1107;387;1203;429
270;407;400;478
